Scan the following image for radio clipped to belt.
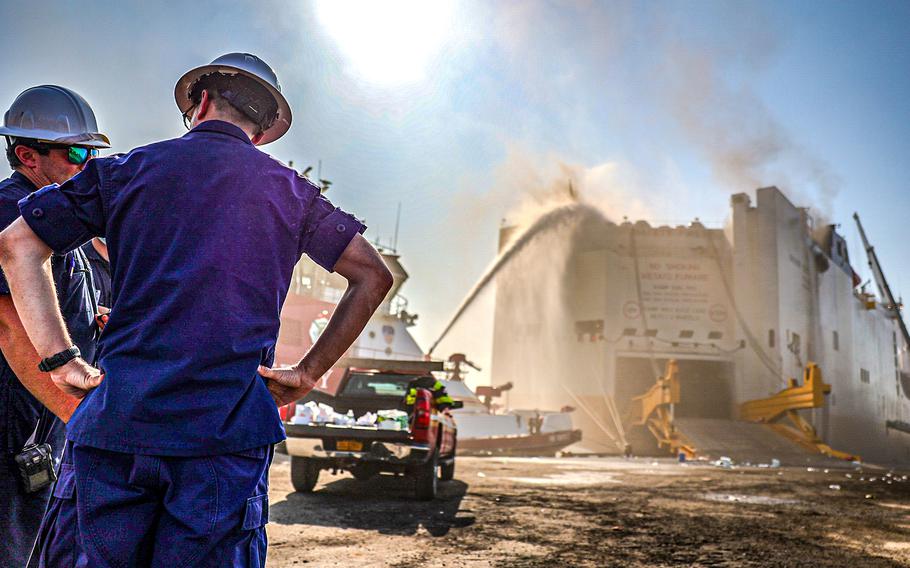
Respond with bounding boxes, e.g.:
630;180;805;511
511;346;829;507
14;409;56;493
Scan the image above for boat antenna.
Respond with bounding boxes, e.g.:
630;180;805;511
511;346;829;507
393;202;402;252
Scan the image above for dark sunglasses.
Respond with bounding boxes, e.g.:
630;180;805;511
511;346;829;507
19;140;99;165
65;146;99;165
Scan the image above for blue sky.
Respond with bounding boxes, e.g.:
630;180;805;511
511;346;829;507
1;1;908;354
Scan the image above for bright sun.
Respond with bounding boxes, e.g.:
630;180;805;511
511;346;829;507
315;0;456;85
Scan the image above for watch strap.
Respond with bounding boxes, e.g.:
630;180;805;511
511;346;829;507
38;346;81;372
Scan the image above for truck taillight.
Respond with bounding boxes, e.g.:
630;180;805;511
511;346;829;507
279;401;296;422
412;390;432;443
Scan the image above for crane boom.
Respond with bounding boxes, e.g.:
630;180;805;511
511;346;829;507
853;212;910;348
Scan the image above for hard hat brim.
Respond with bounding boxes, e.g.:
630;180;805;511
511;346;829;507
174;64;292;146
0;126;111;148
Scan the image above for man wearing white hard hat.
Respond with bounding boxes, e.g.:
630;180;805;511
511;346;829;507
0;85;108;566
0;53;391;566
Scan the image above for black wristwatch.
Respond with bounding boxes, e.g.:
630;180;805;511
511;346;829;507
38;346;81;372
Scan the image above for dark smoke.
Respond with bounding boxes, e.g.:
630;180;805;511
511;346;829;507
659;43;841;215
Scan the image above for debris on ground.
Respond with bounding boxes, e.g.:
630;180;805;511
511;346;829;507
265;456;910;567
712;456;734;468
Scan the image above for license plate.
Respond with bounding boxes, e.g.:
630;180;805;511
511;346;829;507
336;440;363;451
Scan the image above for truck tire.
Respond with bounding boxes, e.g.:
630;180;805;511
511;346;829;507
350;463;378;481
290;456;320;493
439;458;455;481
414;451;438;501
439;439;456;481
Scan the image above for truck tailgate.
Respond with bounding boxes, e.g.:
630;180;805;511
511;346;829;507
285;423;411;443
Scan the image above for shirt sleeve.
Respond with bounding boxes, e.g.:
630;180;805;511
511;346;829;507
18;157;108;255
299;184;366;272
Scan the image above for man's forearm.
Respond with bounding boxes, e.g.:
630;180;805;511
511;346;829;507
297;279;386;379
261;235;392;406
0;300;79;421
0;219;73;358
11;353;80;422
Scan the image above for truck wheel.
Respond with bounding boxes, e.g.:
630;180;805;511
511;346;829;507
415;451;438;501
290;456;319;493
351;463;378;481
439;458;455;481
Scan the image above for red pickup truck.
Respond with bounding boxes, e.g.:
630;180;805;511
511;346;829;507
276;358;460;500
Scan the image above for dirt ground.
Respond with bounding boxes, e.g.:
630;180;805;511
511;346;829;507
266;454;910;567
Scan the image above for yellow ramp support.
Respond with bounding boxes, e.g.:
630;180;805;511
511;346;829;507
739;363;859;462
627;360;696;459
740;362;829;422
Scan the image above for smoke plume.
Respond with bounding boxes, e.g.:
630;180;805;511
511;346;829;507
481;2;841;215
658;42;841;215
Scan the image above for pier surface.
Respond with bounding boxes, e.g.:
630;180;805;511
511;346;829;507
266;454;910;567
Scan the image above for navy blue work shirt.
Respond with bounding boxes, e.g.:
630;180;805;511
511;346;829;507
18;120;365;456
0;172;98;457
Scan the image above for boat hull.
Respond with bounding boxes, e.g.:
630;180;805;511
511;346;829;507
457;429;582;456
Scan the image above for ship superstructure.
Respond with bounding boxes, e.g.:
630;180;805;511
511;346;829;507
276;248;424;392
490;186;910;463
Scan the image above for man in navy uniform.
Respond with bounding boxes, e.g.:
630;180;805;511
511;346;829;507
0;85;108;566
0;53;392;566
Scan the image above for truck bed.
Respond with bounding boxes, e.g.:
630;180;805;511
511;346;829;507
280;368;457;500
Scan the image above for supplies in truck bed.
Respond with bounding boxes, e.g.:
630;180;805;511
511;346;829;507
290;402;349;425
377;410;409;431
289;401;409;430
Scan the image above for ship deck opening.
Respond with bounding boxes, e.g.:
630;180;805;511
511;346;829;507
614;356;734;419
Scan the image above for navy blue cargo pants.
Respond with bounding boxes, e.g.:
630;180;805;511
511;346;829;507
31;442;272;567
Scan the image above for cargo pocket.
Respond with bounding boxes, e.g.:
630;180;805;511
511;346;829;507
234;493;268;567
243;494;269;530
33;463;79;567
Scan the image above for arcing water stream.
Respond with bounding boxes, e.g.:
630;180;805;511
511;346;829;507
429;201;608;355
429;199;627;451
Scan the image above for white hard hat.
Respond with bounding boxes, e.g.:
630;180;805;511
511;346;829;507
174;52;291;145
0;85;110;148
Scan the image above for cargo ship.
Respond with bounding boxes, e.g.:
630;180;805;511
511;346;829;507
486;186;910;464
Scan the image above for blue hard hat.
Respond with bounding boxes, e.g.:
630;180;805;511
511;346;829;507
0;85;110;148
175;53;291;145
